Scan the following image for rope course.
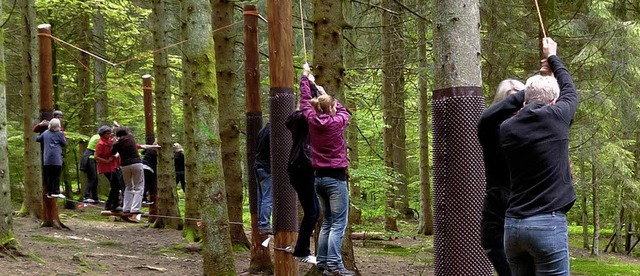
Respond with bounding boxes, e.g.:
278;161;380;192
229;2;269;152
61;197;244;225
298;0;307;63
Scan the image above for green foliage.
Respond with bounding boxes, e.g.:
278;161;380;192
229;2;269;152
572;258;640;276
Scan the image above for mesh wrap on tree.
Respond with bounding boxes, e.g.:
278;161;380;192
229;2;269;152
432;94;493;275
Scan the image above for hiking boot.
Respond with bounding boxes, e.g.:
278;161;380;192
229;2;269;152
324;268;355;276
294;255;317;265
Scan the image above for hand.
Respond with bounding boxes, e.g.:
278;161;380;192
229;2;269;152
113;120;120;127
303;62;311;76
539;59;552;76
316;85;326;95
543;37;557;58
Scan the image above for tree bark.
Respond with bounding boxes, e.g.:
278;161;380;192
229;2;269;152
181;0;236;274
417;10;433;236
152;0;182;230
580;162;589;250
0;0;16;248
211;0;250;249
20;0;42;219
77;10;92;205
93;5;107;125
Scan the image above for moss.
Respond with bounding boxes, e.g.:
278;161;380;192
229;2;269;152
30;234;70;245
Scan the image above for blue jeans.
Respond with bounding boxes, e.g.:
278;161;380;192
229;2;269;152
256;168;272;230
504;212;570;276
315;176;349;270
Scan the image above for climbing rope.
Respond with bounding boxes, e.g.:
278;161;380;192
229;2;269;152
534;0;547;38
298;0;308;63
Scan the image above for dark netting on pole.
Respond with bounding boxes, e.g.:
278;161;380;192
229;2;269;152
270;90;298;232
246;112;263;215
432;91;492;275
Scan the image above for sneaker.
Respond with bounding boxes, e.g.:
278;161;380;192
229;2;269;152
97;199;106;204
50;194;66;199
83;198;95;203
324;268;355;276
294;255;317;264
259;228;274;235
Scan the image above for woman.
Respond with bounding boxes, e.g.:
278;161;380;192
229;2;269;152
173;143;186;192
81;132;101;203
111;127;145;214
300;63;353;276
479;78;524;276
94;125;121;211
36;118;67;198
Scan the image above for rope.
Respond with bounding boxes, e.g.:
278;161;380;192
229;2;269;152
63;197;244;225
298;0;307;63
534;0;547;38
38;33;117;66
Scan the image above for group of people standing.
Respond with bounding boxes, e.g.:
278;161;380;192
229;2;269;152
255;62;354;276
479;37;578;276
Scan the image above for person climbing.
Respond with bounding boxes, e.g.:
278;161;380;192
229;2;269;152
301;63;354;276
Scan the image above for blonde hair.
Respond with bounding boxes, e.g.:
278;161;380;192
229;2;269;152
310;94;335;114
49;118;61;131
493;79;525;104
524;75;559;105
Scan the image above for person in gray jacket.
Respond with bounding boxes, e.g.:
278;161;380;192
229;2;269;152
36;118;67;198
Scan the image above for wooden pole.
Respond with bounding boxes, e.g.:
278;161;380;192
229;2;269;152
244;5;273;274
142;74;155;145
38;24;64;229
267;0;298;274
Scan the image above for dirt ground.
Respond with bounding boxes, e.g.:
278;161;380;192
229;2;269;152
0;206;434;276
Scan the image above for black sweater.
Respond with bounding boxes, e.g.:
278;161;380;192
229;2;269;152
482;55;578;218
254;123;271;173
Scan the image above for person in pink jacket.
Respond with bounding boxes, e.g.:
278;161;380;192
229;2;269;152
300;63;353;276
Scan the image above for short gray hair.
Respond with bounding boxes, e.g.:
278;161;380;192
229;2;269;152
493;79;525;104
524;75;559;105
49;118;61;131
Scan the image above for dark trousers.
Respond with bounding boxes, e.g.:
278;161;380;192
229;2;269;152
176;172;185;192
143;169;157;201
102;172;121;210
43;165;62;195
288;165;319;257
83;159;99;200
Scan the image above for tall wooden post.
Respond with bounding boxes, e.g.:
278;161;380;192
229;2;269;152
267;0;298;274
38;24;64;229
244;5;273;274
142;74;158;221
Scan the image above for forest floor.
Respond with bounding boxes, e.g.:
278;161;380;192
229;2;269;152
0;206;433;276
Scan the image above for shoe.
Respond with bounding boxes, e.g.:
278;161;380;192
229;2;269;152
109;207;123;212
97;199;106;204
50;194;66;199
130;211;143;215
294;255;317;264
142;201;154;205
324;268;355;276
83;198;95;203
259;228;274;235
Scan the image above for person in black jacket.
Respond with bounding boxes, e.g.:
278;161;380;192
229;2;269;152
478;78;524;276
255;123;272;235
286;84;319;264
173;143;186;192
479;37;577;275
142;144;158;204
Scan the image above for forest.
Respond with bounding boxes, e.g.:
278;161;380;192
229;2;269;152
1;0;640;275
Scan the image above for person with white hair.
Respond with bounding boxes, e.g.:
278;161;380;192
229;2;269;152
478;78;525;276
480;37;578;275
36;118;67;198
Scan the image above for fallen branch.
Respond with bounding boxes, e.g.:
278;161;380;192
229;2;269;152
134;265;167;272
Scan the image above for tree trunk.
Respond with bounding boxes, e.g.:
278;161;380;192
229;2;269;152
211;0;250;249
580;162;589;250
181;0;236;274
417;11;433;236
77;10;92;204
20;0;42;219
382;0;406;231
0;0;16;248
591;161;599;256
432;0;492;274
93;6;108;125
613;182;623;252
151;0;182;230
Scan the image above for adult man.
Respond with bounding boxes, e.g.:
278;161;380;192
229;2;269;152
479;37;578;275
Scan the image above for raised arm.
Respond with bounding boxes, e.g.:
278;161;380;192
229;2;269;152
478;90;525;134
545;38;578;124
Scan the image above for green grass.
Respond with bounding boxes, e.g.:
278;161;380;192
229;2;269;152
572;258;640;276
96;241;120;247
